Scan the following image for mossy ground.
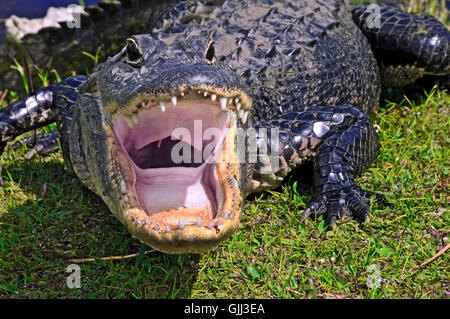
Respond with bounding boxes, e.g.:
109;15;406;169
0;0;448;299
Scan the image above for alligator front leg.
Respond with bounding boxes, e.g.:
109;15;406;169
253;105;392;226
297;106;392;225
0;76;85;185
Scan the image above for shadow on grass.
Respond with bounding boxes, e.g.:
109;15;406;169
0;157;201;298
380;75;449;106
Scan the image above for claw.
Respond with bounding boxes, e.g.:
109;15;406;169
25;139;59;159
329;216;337;229
301;187;392;226
26;148;38;160
345;193;369;222
359;189;392;208
327;201;344;224
300;200;326;222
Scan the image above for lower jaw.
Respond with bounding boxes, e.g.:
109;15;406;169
118;182;243;254
127;206;242;254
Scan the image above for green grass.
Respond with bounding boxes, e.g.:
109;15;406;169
0;0;448;299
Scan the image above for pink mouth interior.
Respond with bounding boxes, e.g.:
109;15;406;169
113;100;228;217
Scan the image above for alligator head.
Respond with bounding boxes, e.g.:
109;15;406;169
72;34;253;253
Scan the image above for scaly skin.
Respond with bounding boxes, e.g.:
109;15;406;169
0;0;448;253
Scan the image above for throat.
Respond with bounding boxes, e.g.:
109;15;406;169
129;136;205;169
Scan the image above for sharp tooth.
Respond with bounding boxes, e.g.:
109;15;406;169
229;211;235;219
132;113;139;125
207;221;213;229
242;110;249;124
239;109;244;119
228;98;233;105
234;98;239;104
166;225;171;232
154;223;160;231
178;218;185;230
171;96;177;106
124;115;134;128
180;92;185;97
196;217;202;228
211;93;217;101
203;91;208;97
159;101;166;112
120;180;127;194
217;219;223;230
197;91;201;94
236;102;241;111
219;98;227;110
141;102;146;108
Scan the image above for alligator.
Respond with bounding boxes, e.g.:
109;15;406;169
0;0;448;253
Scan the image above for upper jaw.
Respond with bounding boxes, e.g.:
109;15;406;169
100;62;252;118
104;85;252;123
103;87;252;253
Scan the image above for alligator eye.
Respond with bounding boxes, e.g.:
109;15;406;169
126;38;142;64
205;41;215;65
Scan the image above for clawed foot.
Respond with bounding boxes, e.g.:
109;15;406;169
300;186;392;226
11;131;60;159
0;132;59;187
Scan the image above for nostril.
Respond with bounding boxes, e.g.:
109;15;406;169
126;38;143;66
205;41;215;65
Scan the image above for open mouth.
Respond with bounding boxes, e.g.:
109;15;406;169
107;89;251;253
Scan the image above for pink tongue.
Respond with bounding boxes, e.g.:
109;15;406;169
136;178;213;214
133;164;216;215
